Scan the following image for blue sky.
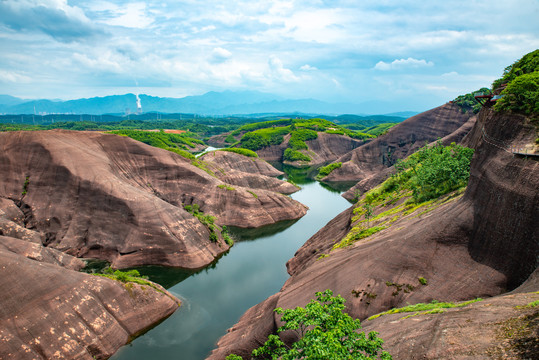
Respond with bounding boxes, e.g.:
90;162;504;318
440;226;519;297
0;0;538;112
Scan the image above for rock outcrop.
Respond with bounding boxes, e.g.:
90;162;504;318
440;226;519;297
257;132;366;168
0;130;307;269
321;103;475;195
362;290;538;359
208;107;538;359
0;246;179;360
200;150;299;194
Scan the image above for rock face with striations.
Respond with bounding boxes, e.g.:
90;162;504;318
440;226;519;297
200;150;299;194
207;107;538;359
257;132;366;168
319;103;475;197
0;243;180;360
0;130;307;269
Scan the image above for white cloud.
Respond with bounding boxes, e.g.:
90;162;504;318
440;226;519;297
268;55;299;82
374;58;435;71
210;47;232;63
300;64;318;71
101;2;154;29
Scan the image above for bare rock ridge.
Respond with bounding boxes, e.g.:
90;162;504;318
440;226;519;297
200;150;299;195
0;130;307;269
0;244;180;360
313;103;476;197
207;107;538;359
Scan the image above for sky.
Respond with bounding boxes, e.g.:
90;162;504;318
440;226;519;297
0;0;538;112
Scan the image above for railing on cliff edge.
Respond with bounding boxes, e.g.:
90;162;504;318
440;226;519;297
481;126;539;159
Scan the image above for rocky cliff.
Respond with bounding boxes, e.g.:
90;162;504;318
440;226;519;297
0;240;180;360
200;150;299;194
320;103;475;196
0;130;307;269
257;132;366;168
207;107;538;359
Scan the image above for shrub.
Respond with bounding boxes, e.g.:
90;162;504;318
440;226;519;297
317;162;342;178
493;71;539;117
218;148;259;158
283;148;311;162
227;290;391;360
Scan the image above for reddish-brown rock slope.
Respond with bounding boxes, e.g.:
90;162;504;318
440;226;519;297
207;108;538;359
200;150;299;194
0;130;307;269
323;103;475;186
256;132;366;168
0;247;179;360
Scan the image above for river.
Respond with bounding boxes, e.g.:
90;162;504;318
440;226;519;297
111;172;352;360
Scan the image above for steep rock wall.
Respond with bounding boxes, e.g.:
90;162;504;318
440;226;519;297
0;130;306;269
208;107;538;359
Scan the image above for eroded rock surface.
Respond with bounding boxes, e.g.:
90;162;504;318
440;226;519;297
200;150;299;194
0;248;179;360
0;130;307;268
208;107;538;359
324;103;475;188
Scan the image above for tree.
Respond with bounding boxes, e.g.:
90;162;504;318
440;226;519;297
227;290;391;360
363;203;374;228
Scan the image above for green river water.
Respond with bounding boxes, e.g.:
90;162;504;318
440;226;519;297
111;171;352;360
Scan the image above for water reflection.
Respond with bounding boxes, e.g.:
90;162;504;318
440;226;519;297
111;178;352;360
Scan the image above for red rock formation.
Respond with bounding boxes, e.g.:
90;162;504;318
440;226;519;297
323;103;475;188
362;291;539;359
256;132;366;167
341;113;477;200
0;130;307;269
200;150;299;194
0;247;179;360
208;107;538;359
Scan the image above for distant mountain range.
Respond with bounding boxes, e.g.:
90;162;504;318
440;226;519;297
0;91;419;117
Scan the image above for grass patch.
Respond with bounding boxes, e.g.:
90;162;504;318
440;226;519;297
217;184;236;191
368;298;483;321
332;226;386;250
22;176;29;196
316;162;342;179
247;190;258;199
218;147;259;158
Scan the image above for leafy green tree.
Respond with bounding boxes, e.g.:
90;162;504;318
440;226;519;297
493;71;539;117
227;290;391;360
363;203;374;228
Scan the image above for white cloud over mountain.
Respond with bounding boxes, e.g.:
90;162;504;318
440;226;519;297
0;0;538;111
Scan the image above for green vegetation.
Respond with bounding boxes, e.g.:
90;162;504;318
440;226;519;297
227;290;391;360
217;147;259;158
368;298;483;321
494;72;539;117
95;268;148;283
492;49;539;119
184;203;220;243
217;184;235;191
240;126;290;151
247;190;259;199
515;300;539;309
108;129;203;151
283;148;311;162
418;277;428;286
21;176;29;196
492;49;539;90
316;162;342;179
333;226;387;250
233;118;374;161
334;142;473;250
453;88;491;113
392;141;474;203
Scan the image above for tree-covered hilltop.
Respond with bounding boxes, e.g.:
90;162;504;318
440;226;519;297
225;118;375;162
492;49;539;119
